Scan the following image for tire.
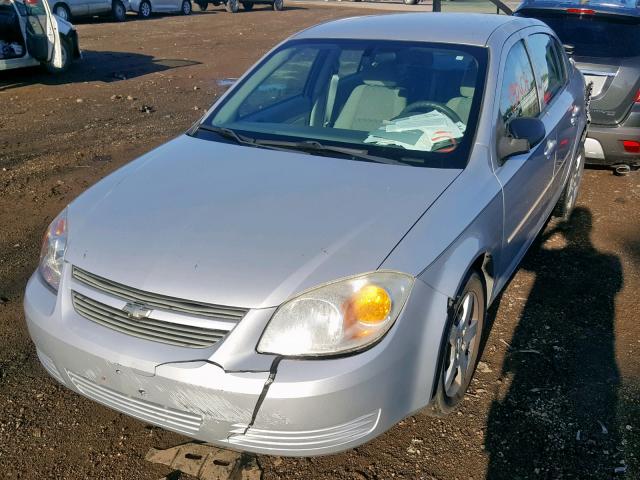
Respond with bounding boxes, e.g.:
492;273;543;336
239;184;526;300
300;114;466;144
112;0;126;21
181;0;192;14
272;0;283;10
46;37;72;74
138;0;152;17
404;0;418;4
241;1;253;9
430;271;486;416
225;0;239;12
553;145;585;222
195;0;208;9
53;3;71;21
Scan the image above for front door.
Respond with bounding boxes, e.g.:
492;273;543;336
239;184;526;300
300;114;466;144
493;36;556;278
23;0;62;68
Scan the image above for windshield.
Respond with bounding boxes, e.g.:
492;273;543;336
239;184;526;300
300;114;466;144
200;40;488;168
517;10;640;57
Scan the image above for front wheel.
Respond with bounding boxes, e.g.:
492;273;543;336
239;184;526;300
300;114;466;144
195;0;208;9
430;271;486;416
112;0;126;21
181;0;192;14
242;1;253;9
553;145;585;222
46;37;72;74
272;0;283;10
225;0;239;12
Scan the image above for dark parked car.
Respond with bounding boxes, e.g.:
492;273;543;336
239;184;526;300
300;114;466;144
516;0;640;168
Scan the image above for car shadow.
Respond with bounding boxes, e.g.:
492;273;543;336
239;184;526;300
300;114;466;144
0;50;200;89
484;207;624;478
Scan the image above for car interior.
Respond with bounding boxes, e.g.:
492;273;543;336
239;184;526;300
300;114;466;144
216;44;481;154
0;1;26;59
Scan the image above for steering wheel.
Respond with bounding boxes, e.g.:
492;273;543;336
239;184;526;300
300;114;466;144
399;101;463;125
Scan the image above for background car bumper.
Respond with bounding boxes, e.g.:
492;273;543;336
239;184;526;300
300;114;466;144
585;112;640;166
24;271;450;456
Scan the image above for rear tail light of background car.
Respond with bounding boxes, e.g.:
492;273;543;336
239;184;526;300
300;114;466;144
566;8;595;14
635;89;640;103
622;141;640;154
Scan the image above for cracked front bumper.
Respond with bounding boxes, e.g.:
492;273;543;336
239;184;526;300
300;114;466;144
25;270;449;456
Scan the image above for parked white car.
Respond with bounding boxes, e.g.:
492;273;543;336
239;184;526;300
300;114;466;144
0;0;80;73
129;0;191;18
45;0;129;21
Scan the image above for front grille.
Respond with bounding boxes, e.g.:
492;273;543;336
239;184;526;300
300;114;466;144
67;371;202;435
71;291;228;348
72;266;247;321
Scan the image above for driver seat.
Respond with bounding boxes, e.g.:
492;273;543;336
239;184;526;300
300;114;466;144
334;58;407;131
445;63;478;125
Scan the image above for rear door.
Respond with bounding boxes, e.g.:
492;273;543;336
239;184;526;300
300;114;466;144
23;0;62;67
517;8;640;127
493;35;555;274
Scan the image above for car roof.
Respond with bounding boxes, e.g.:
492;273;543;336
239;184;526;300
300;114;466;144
292;13;541;47
517;0;640;16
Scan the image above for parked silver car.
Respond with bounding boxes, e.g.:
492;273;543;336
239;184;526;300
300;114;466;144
25;13;587;456
129;0;191;18
46;0;129;22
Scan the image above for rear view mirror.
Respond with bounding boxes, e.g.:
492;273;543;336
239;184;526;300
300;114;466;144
498;117;546;161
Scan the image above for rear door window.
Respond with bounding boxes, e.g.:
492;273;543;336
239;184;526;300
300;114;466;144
526;33;565;107
499;40;540;123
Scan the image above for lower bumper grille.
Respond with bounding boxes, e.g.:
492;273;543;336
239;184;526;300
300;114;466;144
228;410;381;452
71;291;227;348
67;371;202;435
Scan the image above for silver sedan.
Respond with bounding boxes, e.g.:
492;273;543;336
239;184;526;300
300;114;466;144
25;13;587;456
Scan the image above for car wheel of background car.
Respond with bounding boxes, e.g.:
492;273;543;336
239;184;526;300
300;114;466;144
45;37;72;74
138;0;152;17
241;1;253;10
53;3;71;21
225;0;239;12
112;0;126;21
553;145;585;222
404;0;418;4
272;0;283;10
181;0;192;14
430;270;486;416
195;0;208;9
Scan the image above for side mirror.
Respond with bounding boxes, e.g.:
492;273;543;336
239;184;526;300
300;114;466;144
498;117;546;161
563;44;575;56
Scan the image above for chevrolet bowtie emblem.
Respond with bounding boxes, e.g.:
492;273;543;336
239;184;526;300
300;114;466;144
122;302;152;320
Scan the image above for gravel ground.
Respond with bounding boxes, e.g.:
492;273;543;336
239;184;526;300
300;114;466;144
1;4;638;479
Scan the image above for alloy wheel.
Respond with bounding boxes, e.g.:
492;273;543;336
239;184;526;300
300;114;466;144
443;292;480;398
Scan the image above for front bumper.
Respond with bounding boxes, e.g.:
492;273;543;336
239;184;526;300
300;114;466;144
24;269;449;456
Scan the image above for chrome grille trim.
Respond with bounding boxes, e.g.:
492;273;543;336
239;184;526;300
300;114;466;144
72;291;228;348
67;371;202;435
72;266;248;321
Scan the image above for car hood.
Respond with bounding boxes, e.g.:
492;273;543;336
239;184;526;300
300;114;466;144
66;135;460;309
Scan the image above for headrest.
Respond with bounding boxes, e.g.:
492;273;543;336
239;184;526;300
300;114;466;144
361;53;399;87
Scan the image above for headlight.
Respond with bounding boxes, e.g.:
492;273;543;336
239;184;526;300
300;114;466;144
39;209;68;292
257;272;414;356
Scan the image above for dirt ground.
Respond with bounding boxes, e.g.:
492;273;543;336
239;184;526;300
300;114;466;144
1;4;639;479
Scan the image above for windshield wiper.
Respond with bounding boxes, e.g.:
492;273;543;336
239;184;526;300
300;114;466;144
197;124;257;145
198;125;406;165
252;139;404;165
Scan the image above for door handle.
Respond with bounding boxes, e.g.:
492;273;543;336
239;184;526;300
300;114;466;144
544;139;557;159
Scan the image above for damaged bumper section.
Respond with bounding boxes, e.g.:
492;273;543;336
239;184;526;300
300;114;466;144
25;269;448;456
